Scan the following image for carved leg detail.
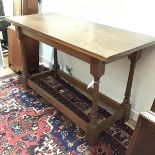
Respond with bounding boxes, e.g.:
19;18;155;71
52;48;60;77
122;51;142;121
15;26;29;89
88;58;105;145
90;76;100;127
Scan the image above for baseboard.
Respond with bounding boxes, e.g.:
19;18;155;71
130;109;139;121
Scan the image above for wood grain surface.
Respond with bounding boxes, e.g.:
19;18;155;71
9;13;155;63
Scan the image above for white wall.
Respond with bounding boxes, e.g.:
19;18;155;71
39;0;155;121
3;0;13;16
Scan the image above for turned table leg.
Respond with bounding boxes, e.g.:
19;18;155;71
87;58;105;145
52;48;60;77
151;99;155;112
122;51;142;121
15;26;30;89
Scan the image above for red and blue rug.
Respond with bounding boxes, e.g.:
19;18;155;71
0;73;133;155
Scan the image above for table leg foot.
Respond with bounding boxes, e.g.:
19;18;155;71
22;74;29;89
87;125;99;146
121;103;131;121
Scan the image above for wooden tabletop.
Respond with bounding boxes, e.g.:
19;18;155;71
9;13;155;63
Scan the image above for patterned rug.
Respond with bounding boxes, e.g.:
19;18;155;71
0;73;133;155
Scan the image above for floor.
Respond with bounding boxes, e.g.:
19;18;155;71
0;55;136;128
0;55;13;77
